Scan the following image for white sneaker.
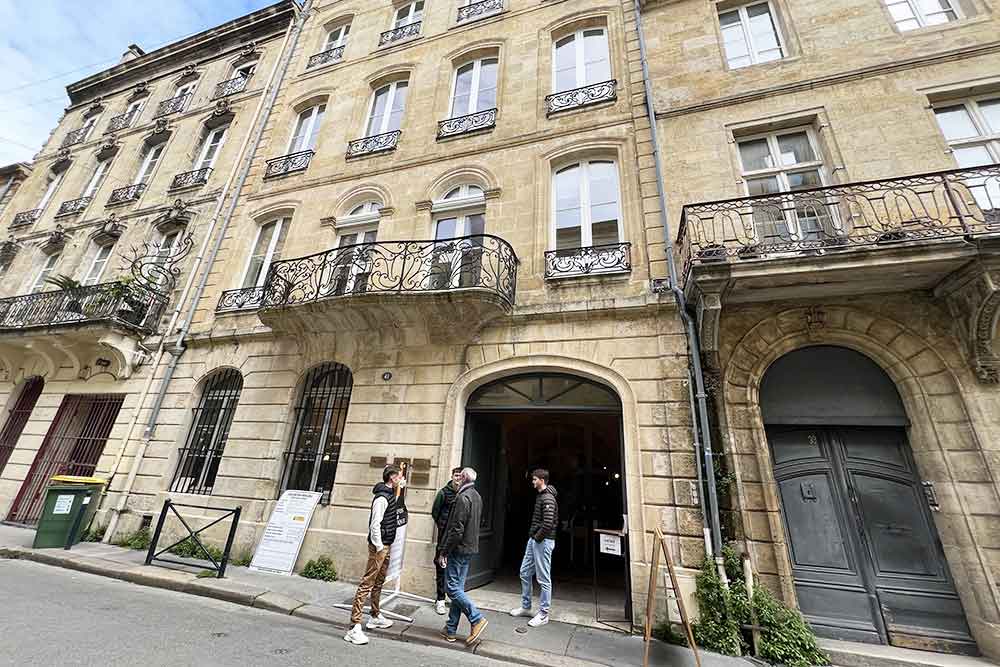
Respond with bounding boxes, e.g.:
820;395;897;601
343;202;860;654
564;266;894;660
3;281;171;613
366;614;394;630
435;600;447;615
528;612;549;627
510;606;532;617
344;625;369;645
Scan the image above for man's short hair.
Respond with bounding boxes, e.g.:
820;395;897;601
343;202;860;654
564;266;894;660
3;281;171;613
461;467;478;482
531;468;550;483
452;467;463;475
383;464;401;483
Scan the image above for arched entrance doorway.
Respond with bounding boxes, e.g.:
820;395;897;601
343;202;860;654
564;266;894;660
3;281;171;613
462;373;630;624
762;345;976;654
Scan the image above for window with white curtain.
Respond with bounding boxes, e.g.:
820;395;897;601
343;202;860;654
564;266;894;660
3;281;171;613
289;105;326;153
82;243;114;286
366;81;408;135
194;126;227;171
718;2;785;69
450;58;499;117
241;218;289;289
135;143;165;184
553;161;622;251
394;1;424;28
885;0;960;30
553;29;611;93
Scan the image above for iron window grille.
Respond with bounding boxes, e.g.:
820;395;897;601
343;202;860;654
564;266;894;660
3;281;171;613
170;368;244;495
107;183;146;206
61;127;90;148
154;92;192;118
106;110;138;133
170;167;212;190
379;21;421;46
346;131;401;158
216;286;265;312
0;377;43;476
264;150;315;178
437;109;497;140
11;209;42;227
545;80;618;116
307;45;346;69
55;196;92;217
280;362;353;504
213;75;250;100
458;0;503;23
544;242;632;279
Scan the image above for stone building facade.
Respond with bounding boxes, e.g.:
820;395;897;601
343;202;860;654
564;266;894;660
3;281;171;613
0;0;997;659
0;164;31;221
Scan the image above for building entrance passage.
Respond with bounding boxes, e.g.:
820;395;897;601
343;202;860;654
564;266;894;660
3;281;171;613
7;393;124;525
762;346;976;655
462;373;630;626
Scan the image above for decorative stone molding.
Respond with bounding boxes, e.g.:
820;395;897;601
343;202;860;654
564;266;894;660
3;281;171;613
53;148;72;168
96;134;119;160
83;98;104;118
152;118;170;135
129;81;150;100
91;214;125;246
152;198;192;234
0;235;21;263
238;41;259;62
938;257;1000;384
41;225;69;254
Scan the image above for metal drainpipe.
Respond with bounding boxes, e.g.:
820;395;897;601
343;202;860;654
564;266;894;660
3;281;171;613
103;0;312;542
632;0;724;561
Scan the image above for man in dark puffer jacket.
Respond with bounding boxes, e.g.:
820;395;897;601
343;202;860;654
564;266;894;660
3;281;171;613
510;468;558;627
430;467;463;614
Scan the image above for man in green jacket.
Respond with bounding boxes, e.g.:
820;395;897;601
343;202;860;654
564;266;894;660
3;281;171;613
430;467;463;614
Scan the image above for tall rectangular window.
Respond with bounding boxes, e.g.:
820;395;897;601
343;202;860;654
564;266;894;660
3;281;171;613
241;218;289;289
195;126;227;170
82;243;113;286
288;105;326;153
30;253;60;293
934;96;1000;214
885;0;959;30
37;171;65;211
325;23;350;50
718;2;784;69
394;1;424;28
553;161;621;251
170;369;243;495
135;143;165;184
81;159;111;199
451;58;499;117
367;81;408;135
553;28;611;93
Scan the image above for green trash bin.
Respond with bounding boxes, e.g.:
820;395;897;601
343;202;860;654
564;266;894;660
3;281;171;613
32;476;105;549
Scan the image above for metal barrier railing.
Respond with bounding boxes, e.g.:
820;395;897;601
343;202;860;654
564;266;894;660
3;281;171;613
144;498;241;579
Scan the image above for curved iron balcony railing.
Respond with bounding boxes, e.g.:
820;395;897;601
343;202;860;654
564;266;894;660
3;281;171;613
170;167;212;190
458;0;503;22
108;183;146;206
216;286;265;312
347;131;401;158
379;21;421;46
56;196;92;217
262;234;518;310
308;45;345;69
155;92;192;118
678;164;1000;266
11;209;41;227
0;282;167;333
437;109;497;140
545;80;618;116
106;109;139;133
213;74;250;100
61;126;90;148
264;150;315;178
544;242;632;279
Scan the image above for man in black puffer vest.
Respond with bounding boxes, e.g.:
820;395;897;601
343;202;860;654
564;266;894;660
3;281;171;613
345;465;403;646
509;468;558;627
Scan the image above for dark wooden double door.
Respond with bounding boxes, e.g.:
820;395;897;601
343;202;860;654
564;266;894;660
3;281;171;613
769;426;976;654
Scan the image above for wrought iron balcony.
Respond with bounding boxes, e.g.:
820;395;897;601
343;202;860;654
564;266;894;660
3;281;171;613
107;183;146;206
56;197;92;217
347;131;401;158
0;282;167;334
154;92;192;118
545;242;632;279
259;235;518;336
106;109;139;133
545;80;618;116
216;286;265;312
307;45;345;69
213;75;250;100
264;150;314;178
170;167;212;190
11;209;41;227
437;109;497;140
379;21;421;46
678;164;1000;266
458;0;503;22
61;127;90;148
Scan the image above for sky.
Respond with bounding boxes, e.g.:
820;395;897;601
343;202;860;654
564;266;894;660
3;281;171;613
0;0;278;165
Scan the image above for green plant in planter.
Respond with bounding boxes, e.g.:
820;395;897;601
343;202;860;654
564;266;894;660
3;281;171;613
44;273;88;314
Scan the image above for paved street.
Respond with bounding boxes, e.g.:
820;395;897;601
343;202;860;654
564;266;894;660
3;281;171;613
0;559;504;667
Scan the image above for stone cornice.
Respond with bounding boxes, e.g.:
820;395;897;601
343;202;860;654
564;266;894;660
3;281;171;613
657;40;1000;119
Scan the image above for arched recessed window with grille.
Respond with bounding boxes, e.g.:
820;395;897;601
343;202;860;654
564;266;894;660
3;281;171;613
0;377;44;475
281;362;353;504
170;368;243;495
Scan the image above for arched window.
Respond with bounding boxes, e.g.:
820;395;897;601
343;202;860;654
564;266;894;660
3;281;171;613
394;1;424;28
0;377;44;476
241;218;289;289
552;160;621;252
281;362;353;504
289;104;326;153
366;80;408;135
325;23;351;50
553;28;610;93
171;368;243;495
430;184;487;289
450;57;498;118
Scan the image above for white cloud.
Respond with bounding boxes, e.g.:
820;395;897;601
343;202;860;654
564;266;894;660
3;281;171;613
0;0;275;165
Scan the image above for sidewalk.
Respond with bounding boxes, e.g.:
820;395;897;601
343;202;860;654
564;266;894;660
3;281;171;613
0;523;747;667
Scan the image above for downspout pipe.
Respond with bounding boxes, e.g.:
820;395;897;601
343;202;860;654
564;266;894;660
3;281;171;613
632;0;724;559
103;0;311;542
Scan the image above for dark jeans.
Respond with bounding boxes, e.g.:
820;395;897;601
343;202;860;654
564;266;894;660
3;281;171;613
435;555;447;601
445;553;483;635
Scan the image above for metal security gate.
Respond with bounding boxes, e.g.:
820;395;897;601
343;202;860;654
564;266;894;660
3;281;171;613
7;393;124;524
0;376;44;476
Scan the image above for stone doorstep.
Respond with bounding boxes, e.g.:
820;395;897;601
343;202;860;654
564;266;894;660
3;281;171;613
818;639;996;667
0;546;606;667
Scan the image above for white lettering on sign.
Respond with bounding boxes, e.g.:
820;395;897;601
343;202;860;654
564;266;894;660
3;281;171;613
249;490;322;576
599;533;623;556
53;495;75;515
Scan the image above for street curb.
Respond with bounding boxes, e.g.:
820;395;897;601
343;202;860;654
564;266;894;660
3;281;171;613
0;547;608;667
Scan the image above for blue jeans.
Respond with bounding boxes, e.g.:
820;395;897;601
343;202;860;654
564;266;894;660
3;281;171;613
519;538;555;614
445;553;483;634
